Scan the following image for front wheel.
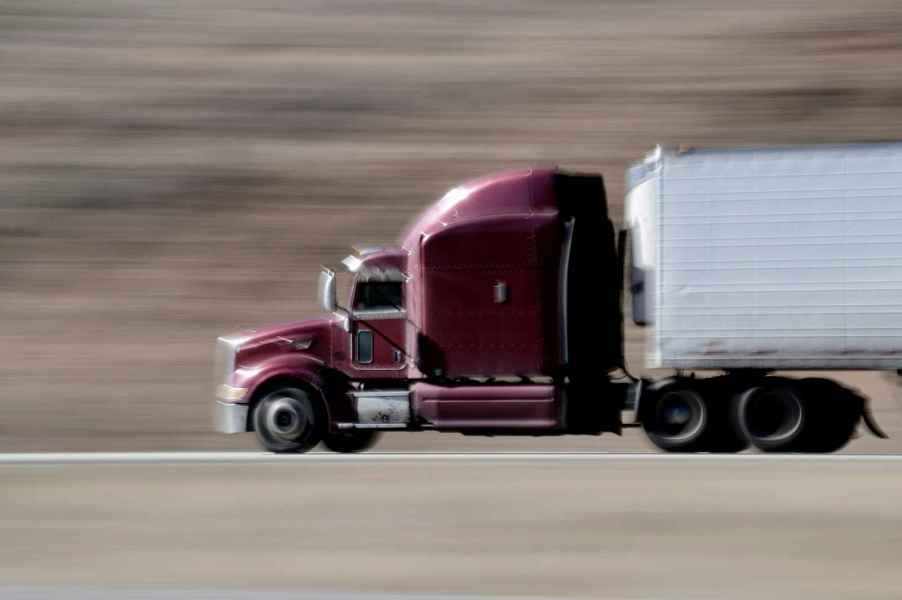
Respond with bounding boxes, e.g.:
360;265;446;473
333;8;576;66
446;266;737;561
253;387;322;453
321;430;381;453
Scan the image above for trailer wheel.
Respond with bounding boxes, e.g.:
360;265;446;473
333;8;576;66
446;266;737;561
643;384;708;452
732;383;805;452
253;387;322;453
321;430;381;453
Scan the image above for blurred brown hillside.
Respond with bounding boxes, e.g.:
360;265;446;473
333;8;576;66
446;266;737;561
3;0;902;450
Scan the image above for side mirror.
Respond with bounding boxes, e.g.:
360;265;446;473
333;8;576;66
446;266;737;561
318;268;338;313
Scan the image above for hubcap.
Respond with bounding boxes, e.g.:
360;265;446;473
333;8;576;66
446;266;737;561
654;390;705;442
265;396;309;440
744;388;803;442
663;403;692;426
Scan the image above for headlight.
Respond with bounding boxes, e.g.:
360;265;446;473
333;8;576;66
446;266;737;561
216;384;248;402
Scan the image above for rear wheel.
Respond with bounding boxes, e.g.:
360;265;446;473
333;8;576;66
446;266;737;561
253;387;322;453
732;383;805;452
731;379;860;453
321;430;381;453
642;380;748;453
642;384;708;452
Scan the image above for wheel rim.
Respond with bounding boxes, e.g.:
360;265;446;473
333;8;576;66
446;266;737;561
263;396;311;442
742;388;803;443
651;389;706;443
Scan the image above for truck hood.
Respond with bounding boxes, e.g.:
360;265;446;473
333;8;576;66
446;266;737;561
227;316;335;368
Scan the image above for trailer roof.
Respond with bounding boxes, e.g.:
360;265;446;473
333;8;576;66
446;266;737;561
627;141;902;190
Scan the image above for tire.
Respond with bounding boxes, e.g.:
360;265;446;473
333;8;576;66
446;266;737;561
732;383;806;452
253;387;322;453
321;430;381;453
643;383;709;452
733;379;862;453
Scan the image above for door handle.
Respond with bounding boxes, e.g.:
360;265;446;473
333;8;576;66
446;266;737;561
494;281;508;303
393;349;403;363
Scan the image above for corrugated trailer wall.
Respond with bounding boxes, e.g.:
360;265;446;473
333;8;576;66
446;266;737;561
630;143;902;370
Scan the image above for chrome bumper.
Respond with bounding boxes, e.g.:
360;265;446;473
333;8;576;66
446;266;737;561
215;401;249;434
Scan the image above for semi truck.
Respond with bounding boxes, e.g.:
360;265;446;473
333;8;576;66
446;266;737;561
214;143;896;453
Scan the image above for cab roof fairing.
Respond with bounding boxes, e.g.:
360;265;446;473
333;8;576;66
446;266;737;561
399;168;559;252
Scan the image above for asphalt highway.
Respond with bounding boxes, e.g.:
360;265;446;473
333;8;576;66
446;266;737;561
2;453;901;599
0;590;610;600
1;451;902;464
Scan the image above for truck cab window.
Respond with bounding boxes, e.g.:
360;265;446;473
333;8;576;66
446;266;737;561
353;281;403;311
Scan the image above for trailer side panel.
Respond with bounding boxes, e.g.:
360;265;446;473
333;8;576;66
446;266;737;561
632;143;902;369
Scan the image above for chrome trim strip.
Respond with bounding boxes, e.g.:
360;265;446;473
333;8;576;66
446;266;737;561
559;217;575;365
334;312;350;332
342;254;363;272
350;390;410;398
318;267;337;312
215;401;249;434
351;308;407;321
351;363;408;372
334;422;408;430
352;245;389;256
357;266;407;283
493;281;508;304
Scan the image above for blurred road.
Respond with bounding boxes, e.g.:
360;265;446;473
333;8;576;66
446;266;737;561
0;591;609;600
2;455;900;598
2;451;902;464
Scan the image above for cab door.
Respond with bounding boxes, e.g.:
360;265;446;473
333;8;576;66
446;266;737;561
350;280;407;373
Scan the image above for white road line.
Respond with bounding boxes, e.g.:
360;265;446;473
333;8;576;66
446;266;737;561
0;451;900;465
0;587;630;600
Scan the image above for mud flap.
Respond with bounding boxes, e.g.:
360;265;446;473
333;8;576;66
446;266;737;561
862;402;889;439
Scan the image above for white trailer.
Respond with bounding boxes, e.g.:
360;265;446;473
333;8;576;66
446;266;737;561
626;143;895;452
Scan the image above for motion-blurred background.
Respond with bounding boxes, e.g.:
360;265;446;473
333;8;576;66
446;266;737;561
4;0;902;451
